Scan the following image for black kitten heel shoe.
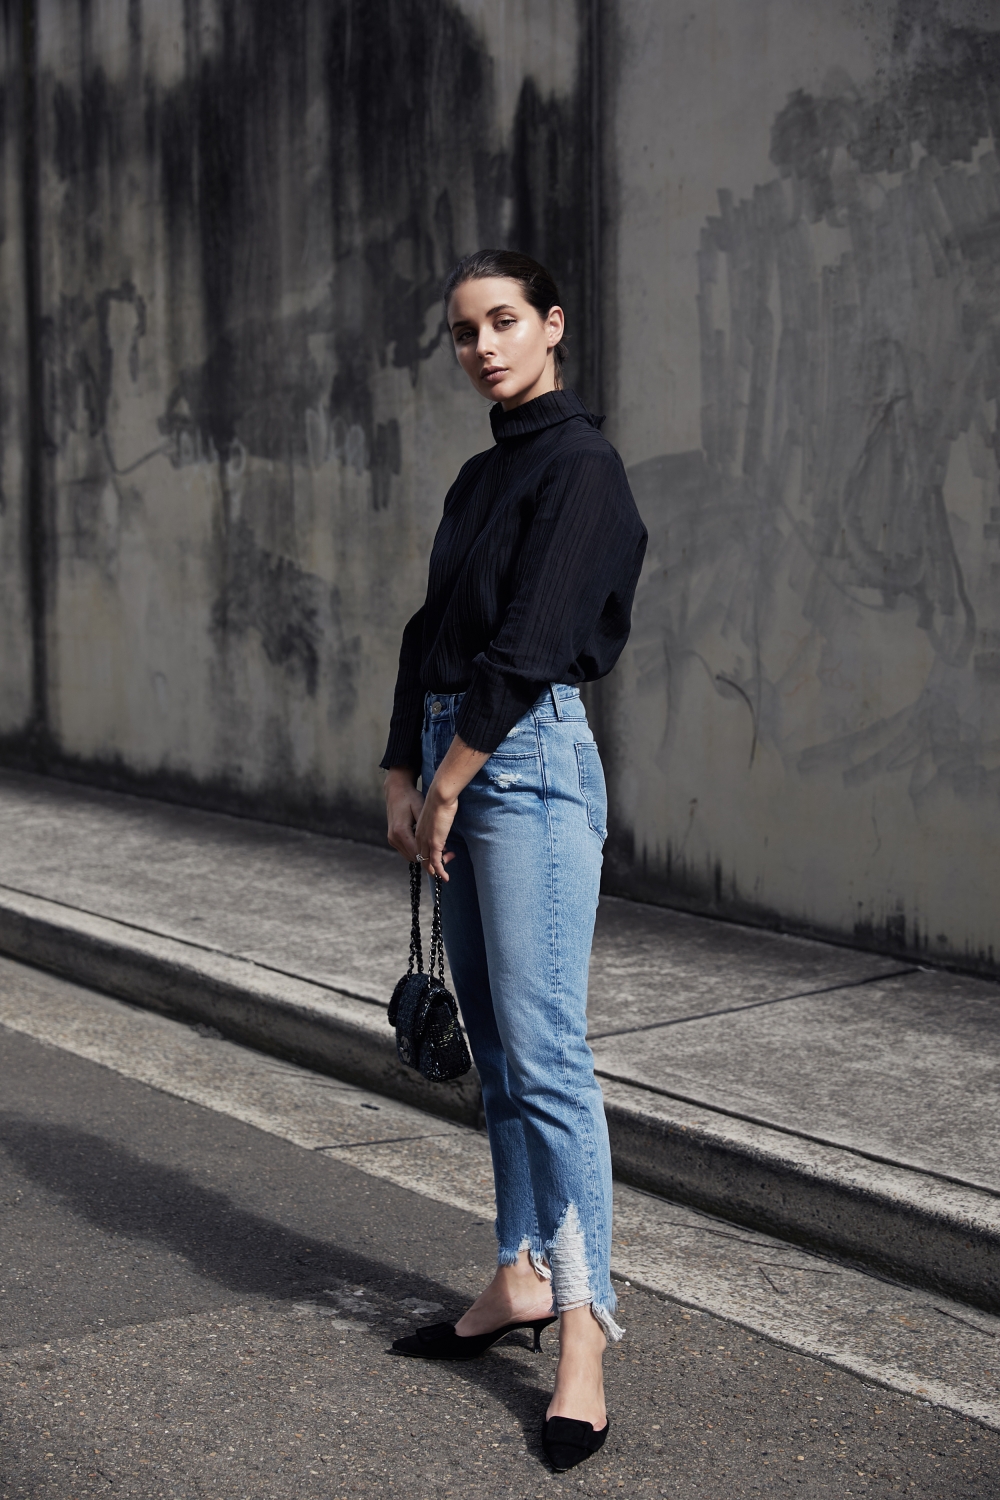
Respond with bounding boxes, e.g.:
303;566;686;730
542;1415;610;1472
391;1315;557;1360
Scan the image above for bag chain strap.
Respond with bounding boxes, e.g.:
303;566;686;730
408;861;446;986
429;874;445;985
407;860;424;976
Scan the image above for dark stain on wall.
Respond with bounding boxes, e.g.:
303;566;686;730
19;0;593;826
213;521;323;698
510;74;590;356
146;0;591;466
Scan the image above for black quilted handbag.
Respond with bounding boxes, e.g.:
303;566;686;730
387;862;471;1083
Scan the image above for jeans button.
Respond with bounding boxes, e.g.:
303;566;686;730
430;700;443;715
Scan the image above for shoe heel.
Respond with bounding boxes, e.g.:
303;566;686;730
531;1319;552;1353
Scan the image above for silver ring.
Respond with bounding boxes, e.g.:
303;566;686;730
416;854;426;862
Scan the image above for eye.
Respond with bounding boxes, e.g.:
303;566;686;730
497;317;515;328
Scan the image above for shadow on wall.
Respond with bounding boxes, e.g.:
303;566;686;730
626;7;1000;934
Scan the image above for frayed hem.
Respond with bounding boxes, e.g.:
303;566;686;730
591;1304;626;1342
557;1297;625;1342
530;1251;552;1283
546;1203;593;1310
545;1204;623;1338
498;1235;547;1271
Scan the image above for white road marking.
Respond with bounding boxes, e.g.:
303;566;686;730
1;953;998;1428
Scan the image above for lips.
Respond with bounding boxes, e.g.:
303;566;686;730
481;367;508;384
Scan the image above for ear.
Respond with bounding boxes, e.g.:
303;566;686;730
545;304;565;348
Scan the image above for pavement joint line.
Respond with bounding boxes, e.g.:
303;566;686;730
585;966;921;1039
313;1134;456;1151
929;1307;998;1337
595;1066;1000;1200
759;1266;786;1295
617;1183;844;1254
755;1261;842;1274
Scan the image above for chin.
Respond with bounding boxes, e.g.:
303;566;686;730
480;377;515;401
489;379;531;405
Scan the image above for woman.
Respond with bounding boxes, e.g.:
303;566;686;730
381;249;646;1472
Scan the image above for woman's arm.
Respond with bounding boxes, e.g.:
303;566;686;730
385;735;488;879
413;736;489;879
380;607;427;775
384;766;425;863
453;450;645;755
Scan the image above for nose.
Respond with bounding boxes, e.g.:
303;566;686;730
476;326;497;361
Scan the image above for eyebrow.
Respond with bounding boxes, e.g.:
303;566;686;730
449;303;517;332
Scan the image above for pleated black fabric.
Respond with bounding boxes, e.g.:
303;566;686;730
381;389;647;771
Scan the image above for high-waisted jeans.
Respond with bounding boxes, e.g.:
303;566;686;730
422;684;622;1340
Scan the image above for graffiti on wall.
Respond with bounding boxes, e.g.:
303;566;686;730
630;9;1000;870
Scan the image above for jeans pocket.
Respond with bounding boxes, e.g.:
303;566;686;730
575;740;608;842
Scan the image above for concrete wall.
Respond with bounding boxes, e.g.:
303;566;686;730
600;0;1000;971
2;0;999;972
22;0;591;836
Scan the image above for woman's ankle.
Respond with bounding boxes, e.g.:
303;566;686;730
498;1247;546;1280
557;1304;608;1353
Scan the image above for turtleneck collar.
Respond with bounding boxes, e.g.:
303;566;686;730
489;388;598;442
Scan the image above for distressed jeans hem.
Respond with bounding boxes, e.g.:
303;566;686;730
497;1237;551;1280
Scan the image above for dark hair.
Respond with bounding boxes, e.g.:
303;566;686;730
443;249;567;376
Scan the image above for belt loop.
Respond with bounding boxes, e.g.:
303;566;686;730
550;684;563;720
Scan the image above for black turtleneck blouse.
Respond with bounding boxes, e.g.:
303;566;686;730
381;389;647;771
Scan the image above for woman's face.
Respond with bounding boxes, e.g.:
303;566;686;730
446;277;565;410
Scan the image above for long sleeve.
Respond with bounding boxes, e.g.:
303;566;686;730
454;451;645;754
380;606;426;771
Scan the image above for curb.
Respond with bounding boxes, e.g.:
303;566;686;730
0;884;997;1314
600;1079;1000;1313
0;886;482;1126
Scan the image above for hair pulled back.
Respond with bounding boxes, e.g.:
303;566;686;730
443;249;567;377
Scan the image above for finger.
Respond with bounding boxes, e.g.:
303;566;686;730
427;842;450;881
390;826;419;861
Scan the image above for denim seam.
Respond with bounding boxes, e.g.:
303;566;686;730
572;1083;607;1311
542;716;609;1318
574;739;608;843
569;729;610;1308
539;719;575;1292
531;712;559;1027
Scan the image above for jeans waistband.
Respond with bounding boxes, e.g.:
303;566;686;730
424;683;581;729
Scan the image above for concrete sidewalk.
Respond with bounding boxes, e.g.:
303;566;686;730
0;768;997;1313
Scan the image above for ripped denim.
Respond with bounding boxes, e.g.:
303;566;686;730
422;685;623;1341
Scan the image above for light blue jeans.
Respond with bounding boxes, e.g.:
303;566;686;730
422;684;622;1340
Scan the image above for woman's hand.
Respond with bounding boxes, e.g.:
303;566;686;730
384;768;425;862
414;785;459;879
414;735;491;881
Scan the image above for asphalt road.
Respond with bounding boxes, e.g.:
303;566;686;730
2;1024;999;1499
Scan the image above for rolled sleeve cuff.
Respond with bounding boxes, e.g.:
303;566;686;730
454;656;545;755
380;696;424;772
